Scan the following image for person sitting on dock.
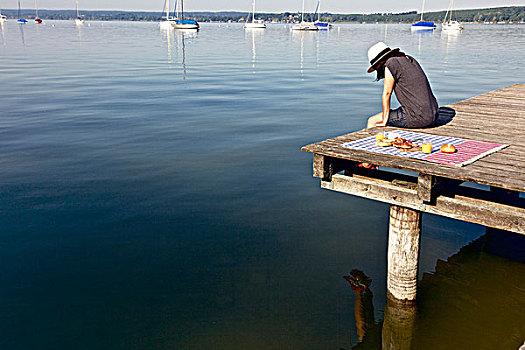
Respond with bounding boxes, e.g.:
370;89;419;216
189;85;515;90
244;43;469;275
365;42;438;129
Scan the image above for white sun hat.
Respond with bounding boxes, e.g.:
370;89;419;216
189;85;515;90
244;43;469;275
367;42;399;73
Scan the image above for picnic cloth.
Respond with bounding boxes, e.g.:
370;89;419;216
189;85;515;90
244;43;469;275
342;130;508;167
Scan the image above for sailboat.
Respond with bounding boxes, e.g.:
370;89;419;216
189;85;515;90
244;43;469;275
411;0;436;31
17;1;28;23
159;0;176;28
291;0;318;31
244;0;266;29
34;0;42;23
172;0;199;30
0;7;7;22
442;0;463;31
313;0;332;29
75;0;84;25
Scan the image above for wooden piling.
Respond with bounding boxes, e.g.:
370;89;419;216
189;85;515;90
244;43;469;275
387;206;422;301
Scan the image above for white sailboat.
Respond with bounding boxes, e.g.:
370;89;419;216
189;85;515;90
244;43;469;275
0;9;7;23
244;0;266;29
159;0;176;28
291;0;318;31
442;0;463;31
411;0;436;31
75;0;84;25
172;0;199;30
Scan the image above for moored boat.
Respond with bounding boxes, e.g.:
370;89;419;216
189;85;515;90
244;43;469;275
411;0;436;31
442;0;463;31
74;0;84;25
34;0;42;23
17;1;28;23
313;0;332;29
244;0;266;29
171;0;198;30
291;0;318;31
159;0;176;28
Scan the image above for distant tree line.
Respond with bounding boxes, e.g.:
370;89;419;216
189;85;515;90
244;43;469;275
3;6;524;23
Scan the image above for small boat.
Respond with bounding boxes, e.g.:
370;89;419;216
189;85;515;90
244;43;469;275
411;0;436;31
34;0;42;23
291;22;318;31
244;0;266;29
442;0;463;31
159;0;176;28
313;0;332;29
0;8;7;23
74;0;84;25
172;0;199;29
17;1;28;23
291;0;318;31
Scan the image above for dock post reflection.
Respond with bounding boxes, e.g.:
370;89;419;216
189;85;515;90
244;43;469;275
381;296;417;350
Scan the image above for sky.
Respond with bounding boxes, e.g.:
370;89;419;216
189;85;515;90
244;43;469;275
12;0;525;13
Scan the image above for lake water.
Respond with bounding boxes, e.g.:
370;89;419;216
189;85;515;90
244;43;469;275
1;21;524;349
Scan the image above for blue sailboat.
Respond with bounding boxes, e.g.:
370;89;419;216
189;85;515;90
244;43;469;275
17;1;28;23
411;0;436;31
313;0;332;29
172;0;199;30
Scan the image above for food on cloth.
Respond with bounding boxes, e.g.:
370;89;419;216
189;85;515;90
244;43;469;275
376;133;386;141
376;138;394;147
440;143;456;153
393;137;414;149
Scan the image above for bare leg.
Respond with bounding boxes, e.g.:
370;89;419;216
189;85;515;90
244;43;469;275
367;112;384;129
361;112;384;169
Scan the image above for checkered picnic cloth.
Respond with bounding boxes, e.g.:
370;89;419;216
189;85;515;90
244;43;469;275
342;130;508;167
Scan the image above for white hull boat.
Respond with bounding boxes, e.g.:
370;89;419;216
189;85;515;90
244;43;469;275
442;20;463;31
442;0;463;31
291;22;318;31
291;0;318;31
244;0;266;29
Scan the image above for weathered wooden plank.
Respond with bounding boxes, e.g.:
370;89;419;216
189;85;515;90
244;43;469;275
322;174;525;234
305;147;525;192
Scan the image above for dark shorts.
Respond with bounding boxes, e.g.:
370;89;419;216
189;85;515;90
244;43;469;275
386;107;407;128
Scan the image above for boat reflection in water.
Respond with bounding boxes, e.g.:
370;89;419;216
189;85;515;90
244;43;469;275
344;230;525;349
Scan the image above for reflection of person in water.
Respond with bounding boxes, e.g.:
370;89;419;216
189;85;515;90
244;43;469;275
344;270;382;348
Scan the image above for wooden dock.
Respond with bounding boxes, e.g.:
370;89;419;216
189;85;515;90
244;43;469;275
302;84;525;301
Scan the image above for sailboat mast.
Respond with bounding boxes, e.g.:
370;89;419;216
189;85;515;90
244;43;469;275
18;0;21;18
76;0;79;18
181;0;184;20
166;0;169;20
420;0;425;21
35;0;38;17
301;0;305;22
251;0;255;23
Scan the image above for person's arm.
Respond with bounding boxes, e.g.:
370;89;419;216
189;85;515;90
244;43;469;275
376;67;395;127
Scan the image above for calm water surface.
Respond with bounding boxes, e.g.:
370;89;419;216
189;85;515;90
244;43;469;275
0;21;524;349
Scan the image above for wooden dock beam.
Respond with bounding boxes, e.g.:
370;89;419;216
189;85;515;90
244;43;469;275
387;206;421;301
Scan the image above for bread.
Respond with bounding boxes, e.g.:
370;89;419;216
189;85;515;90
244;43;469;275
376;139;394;147
440;143;456;153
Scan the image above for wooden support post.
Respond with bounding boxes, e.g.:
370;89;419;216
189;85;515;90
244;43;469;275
387;205;422;301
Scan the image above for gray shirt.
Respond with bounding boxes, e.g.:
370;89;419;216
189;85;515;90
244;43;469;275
385;56;438;128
